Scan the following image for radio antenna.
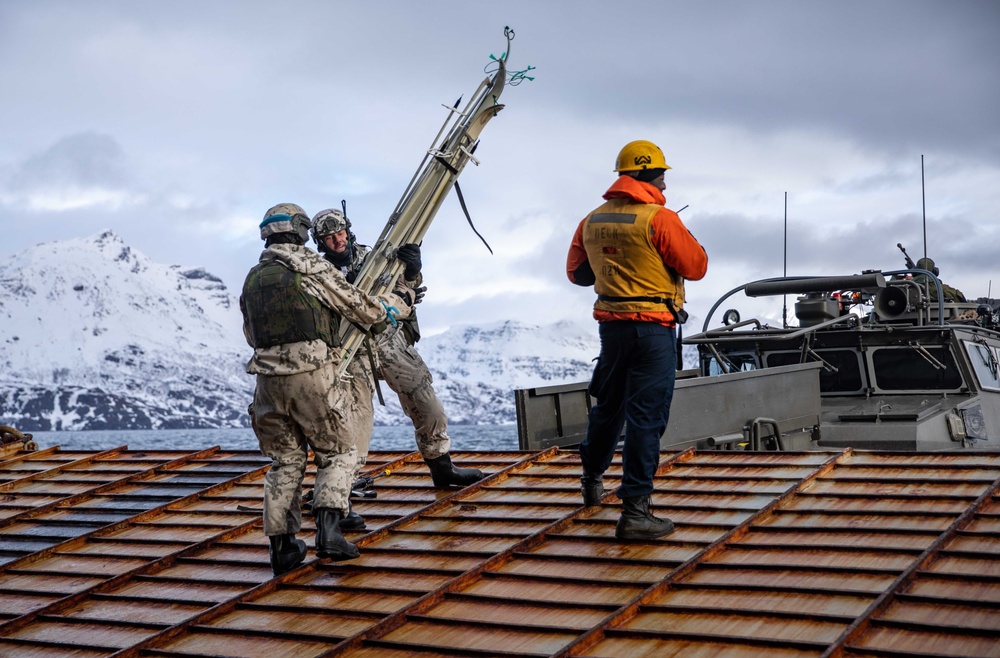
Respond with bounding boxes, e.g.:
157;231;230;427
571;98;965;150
920;155;930;303
782;191;788;328
921;155;927;262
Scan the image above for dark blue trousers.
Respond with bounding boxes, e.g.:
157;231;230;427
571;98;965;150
579;321;676;499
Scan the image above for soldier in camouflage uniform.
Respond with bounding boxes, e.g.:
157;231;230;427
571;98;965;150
915;257;967;303
312;208;484;499
240;203;414;576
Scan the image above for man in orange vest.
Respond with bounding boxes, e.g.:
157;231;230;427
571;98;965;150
567;140;708;540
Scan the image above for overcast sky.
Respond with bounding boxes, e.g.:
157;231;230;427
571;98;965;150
2;1;998;336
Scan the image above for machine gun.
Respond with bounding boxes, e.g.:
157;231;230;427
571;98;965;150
334;27;520;379
897;243;916;269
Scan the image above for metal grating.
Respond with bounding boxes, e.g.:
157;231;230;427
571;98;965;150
0;444;997;657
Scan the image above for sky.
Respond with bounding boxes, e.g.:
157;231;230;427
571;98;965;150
2;1;998;336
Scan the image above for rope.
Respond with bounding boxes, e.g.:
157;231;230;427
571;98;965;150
485;26;535;87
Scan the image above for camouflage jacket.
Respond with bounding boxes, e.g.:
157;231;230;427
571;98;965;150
350;244;423;345
240;244;410;376
914;275;968;303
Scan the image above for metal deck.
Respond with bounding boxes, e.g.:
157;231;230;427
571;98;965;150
1;444;999;657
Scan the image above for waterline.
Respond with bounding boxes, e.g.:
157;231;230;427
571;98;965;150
28;424;520;453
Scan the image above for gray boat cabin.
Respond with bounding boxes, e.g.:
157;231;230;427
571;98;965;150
516;267;1000;452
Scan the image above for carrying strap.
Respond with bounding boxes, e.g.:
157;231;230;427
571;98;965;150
597;294;689;326
344;317;386;406
453;181;494;255
363;336;385;407
675;322;684;371
434;152;494;255
598;293;672;305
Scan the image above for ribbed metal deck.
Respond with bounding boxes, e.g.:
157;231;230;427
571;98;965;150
0;445;998;657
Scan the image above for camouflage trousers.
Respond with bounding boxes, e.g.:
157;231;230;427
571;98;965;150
374;326;450;461
250;359;372;536
344;356;375;480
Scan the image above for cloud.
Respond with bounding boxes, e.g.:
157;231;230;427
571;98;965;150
542;2;1000;163
0;133;147;212
1;0;998;336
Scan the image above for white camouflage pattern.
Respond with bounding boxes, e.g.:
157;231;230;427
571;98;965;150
347;241;448;463
241;242;413;536
374;324;451;460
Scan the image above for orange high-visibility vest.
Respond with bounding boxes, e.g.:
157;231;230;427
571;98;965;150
582;200;685;316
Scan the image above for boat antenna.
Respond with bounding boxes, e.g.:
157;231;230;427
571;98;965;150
921;155;928;262
782;191;788;328
920;155;931;304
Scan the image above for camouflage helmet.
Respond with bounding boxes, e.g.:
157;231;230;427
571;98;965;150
311;208;352;245
260;203;311;242
915;257;939;276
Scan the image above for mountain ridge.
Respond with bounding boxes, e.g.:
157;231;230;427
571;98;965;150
0;231;601;431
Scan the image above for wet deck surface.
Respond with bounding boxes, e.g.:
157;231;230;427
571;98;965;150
0;445;999;657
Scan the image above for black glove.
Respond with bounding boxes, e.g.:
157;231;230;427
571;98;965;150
392;289;413;307
413;285;427;304
397;243;422;279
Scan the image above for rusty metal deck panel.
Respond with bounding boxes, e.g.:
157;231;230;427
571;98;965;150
0;445;998;656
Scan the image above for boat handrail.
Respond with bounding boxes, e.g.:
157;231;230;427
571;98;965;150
699;270;945;333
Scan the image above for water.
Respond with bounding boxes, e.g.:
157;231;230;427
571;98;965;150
27;424;520;452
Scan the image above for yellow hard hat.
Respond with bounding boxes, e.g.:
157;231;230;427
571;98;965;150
614;140;672;173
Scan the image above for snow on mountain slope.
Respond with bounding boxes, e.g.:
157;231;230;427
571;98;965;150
0;232;605;430
374;319;600;426
0;230;251;429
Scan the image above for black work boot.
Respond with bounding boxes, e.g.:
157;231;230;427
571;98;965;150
304;489;367;527
339;501;366;531
425;453;484;487
268;533;307;576
315;508;360;560
581;471;604;506
615;495;675;540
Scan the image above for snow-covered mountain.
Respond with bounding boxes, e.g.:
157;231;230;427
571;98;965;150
0;230;251;430
390;320;600;425
0;231;606;431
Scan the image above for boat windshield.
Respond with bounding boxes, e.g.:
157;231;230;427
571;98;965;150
766;349;865;394
870;346;963;392
964;340;1000;392
704;351;758;376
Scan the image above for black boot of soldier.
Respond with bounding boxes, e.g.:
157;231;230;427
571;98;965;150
268;533;307;576
615;495;675;540
315;508;360;560
425;453;484;487
303;489;364;529
339;501;366;531
581;470;604;506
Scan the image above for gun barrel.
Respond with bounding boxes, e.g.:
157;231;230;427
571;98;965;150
897;243;915;268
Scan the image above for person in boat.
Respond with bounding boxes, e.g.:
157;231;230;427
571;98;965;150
239;203;414;576
914;257;967;302
311;208;484;502
566;140;708;540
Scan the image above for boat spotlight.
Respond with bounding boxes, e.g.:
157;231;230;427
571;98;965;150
723;309;741;325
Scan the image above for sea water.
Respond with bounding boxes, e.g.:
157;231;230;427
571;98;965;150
27;424;520;453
